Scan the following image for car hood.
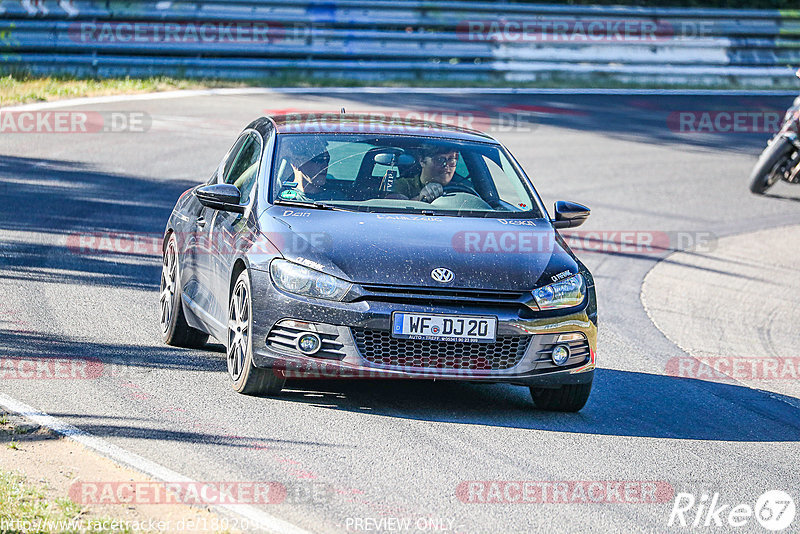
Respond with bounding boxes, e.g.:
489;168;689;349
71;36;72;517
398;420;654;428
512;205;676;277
262;208;579;291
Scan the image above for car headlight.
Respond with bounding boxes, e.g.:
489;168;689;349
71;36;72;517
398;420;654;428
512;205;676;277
532;274;585;310
270;259;351;301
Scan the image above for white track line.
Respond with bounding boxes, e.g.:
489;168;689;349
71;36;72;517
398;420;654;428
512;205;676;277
5;86;797;111
0;393;312;534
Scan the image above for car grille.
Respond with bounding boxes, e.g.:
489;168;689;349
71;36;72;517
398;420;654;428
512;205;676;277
352;328;530;370
357;284;529;308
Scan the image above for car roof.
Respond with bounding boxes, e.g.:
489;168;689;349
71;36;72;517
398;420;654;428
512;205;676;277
264;113;498;143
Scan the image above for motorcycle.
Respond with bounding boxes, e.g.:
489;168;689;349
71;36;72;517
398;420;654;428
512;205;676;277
749;68;800;195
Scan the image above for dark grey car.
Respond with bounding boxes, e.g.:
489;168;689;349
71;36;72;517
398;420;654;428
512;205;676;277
160;114;597;411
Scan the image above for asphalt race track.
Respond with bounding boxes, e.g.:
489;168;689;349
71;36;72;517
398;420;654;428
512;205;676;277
2;90;800;533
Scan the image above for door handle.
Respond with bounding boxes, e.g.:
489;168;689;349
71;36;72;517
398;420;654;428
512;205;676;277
197;216;206;228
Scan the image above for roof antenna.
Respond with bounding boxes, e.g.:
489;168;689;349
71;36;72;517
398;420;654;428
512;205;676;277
341;107;346;114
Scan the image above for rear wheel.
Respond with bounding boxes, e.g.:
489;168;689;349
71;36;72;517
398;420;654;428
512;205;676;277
160;234;208;348
227;269;286;396
749;137;794;194
530;382;592;412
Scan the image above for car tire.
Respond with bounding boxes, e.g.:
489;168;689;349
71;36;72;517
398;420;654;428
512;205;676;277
160;233;208;348
749;137;794;194
227;269;286;396
530;382;592;412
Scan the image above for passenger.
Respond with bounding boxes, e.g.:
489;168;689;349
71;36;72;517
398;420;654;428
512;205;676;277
278;139;346;201
392;145;470;203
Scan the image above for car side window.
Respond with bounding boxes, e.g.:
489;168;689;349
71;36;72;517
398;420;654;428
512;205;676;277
218;135;246;181
455;154;468;177
225;132;262;205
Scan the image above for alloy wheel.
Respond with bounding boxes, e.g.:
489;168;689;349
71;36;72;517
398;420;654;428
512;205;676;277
227;278;250;381
159;238;177;334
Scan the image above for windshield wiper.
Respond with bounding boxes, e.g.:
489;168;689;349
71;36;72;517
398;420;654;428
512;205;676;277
273;199;353;211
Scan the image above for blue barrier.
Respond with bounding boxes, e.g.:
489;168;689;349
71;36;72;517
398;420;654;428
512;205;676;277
1;0;798;86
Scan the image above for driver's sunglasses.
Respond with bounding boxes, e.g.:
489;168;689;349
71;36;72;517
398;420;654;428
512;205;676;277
430;155;459;168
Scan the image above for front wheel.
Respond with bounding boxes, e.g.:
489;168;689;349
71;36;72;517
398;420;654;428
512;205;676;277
530;382;592;412
749;136;795;194
227;269;286;396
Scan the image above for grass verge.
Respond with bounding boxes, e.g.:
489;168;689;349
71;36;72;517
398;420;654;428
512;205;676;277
2;71;797;107
0;470;127;533
0;413;125;533
0;74;243;107
0;411;234;533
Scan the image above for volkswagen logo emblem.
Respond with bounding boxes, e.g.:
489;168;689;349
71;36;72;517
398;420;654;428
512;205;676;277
431;268;454;283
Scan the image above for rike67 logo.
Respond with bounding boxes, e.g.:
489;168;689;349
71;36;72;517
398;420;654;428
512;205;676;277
668;490;795;531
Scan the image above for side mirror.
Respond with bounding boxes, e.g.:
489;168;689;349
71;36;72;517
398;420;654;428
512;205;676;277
196;184;245;213
552;200;590;229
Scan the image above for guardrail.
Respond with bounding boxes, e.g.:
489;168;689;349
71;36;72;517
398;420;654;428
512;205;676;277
1;0;799;86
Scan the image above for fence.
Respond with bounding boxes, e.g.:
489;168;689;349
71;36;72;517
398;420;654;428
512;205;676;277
1;0;799;86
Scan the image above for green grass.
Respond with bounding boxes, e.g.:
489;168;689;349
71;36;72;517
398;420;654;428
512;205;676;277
0;73;241;107
1;70;796;108
0;470;128;533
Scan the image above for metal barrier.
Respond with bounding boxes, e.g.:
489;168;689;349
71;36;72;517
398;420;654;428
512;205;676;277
1;0;799;85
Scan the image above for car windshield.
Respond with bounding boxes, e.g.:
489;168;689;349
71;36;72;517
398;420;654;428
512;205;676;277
270;134;544;217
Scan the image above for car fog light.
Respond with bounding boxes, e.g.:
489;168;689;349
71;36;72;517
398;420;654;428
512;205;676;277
551;344;570;366
296;333;322;355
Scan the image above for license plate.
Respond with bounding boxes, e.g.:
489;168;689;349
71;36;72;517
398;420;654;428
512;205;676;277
391;312;497;343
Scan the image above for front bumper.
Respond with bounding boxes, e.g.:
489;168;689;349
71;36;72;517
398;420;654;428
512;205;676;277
249;268;596;387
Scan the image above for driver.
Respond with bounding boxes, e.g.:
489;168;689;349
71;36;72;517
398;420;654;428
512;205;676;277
278;138;346;201
392;144;468;203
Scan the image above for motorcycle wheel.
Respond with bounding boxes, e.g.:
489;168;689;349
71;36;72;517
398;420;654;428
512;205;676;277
749;137;795;195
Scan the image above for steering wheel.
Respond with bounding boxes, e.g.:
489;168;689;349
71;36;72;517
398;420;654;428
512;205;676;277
443;183;480;196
